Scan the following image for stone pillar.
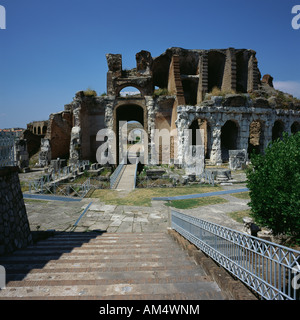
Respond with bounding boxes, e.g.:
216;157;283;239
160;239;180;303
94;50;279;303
14;139;29;169
106;54;122;96
39;138;51;167
221;48;236;93
247;52;260;92
69;126;81;164
239;118;250;151
210;124;222;165
0;167;32;255
262;120;273;152
197;52;208;104
168;55;185;105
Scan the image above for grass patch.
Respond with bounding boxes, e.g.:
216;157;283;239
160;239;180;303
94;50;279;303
231;192;250;200
20;181;29;192
165;196;228;209
24;198;49;204
227;209;251;224
91;185;222;207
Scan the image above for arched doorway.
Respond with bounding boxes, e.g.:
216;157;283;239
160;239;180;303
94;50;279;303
221;120;239;162
291;121;300;134
272;120;284;141
189;119;211;159
115;104;146;164
248;120;264;158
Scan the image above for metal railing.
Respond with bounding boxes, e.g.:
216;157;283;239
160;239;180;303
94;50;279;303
171;209;300;300
133;158;138;189
110;160;125;189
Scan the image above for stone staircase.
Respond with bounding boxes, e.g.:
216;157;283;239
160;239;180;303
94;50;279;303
0;232;227;300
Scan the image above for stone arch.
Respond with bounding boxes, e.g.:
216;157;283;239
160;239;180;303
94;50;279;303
221;120;239;162
248;120;265;157
37;127;41;135
114;103;147;163
208;51;226;92
116;84;143;97
189;118;211;159
291;121;300;134
272;120;284;141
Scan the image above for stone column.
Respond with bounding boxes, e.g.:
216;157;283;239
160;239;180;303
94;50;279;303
262;119;273;152
221;48;236;93
239;118;250;151
210;123;222;165
39;138;51;167
197;52;208;104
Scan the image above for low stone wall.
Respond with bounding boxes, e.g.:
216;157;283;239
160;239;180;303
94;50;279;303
0;167;32;255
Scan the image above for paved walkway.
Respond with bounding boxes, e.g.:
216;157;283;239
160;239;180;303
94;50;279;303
115;164;137;191
23;184;249;233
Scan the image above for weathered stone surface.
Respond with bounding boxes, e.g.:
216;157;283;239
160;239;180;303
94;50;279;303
0;167;32;255
261;74;274;87
229;149;248;171
39;138;51;166
30;48;300;168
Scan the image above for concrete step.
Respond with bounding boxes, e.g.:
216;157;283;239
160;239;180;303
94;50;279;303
0;232;227;300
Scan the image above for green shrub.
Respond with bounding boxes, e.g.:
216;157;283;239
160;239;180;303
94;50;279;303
246;132;300;242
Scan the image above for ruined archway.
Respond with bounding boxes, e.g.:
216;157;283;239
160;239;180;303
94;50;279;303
118;86;142;97
115;104;147;163
248;120;264;158
221;120;239;162
272;120;284;141
189;118;211;159
291;121;300;134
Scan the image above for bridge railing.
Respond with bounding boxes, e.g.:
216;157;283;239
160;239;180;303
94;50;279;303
110;160;125;189
171;209;300;300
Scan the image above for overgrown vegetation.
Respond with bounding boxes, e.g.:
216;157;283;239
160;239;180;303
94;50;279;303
246;132;300;243
83;87;97;97
209;86;236;97
153;88;170;97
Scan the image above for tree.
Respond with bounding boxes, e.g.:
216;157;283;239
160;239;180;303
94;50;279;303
246;132;300;242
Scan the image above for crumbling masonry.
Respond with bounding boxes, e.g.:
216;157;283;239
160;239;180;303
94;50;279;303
37;47;300;166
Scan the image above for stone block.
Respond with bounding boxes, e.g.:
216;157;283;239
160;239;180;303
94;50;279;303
229;149;247;171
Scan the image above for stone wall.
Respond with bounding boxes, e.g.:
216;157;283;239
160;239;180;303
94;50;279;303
37;48;300;167
45;111;72;160
176;95;300;165
0;167;32;255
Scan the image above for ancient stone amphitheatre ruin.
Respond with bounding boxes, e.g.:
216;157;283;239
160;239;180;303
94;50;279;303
23;47;299;168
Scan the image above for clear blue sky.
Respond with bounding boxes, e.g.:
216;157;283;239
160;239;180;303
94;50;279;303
0;0;299;128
